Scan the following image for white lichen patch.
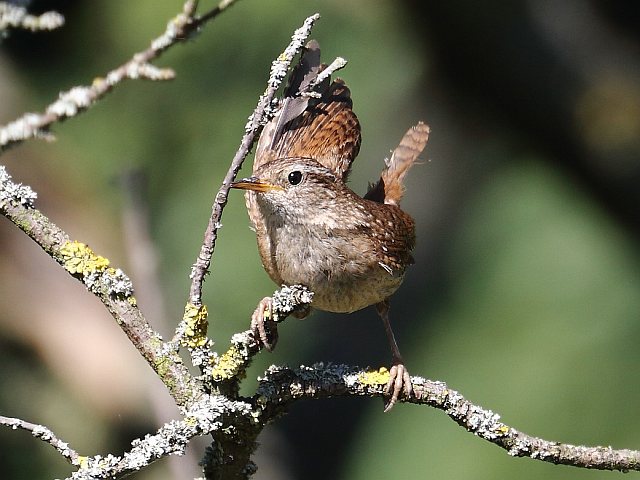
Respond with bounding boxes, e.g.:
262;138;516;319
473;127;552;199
0;166;37;208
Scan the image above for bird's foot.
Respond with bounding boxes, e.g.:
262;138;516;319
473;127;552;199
250;297;278;351
383;362;413;412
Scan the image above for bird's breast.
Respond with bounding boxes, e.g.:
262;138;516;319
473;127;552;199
268;221;408;313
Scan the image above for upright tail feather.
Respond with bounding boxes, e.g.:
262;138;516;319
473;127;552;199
365;122;430;205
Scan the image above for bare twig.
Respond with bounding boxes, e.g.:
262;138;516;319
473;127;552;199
0;415;79;465
187;13;321;308
255;363;640;473
0;0;242;153
0;2;64;32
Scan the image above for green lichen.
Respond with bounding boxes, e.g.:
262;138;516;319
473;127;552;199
58;240;110;275
13;213;33;235
154;354;172;380
180;303;209;348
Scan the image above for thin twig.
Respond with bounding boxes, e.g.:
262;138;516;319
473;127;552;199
187;13;321;307
255;363;640;473
0;2;64;32
0;0;242;153
0;415;80;465
309;56;347;91
63;395;253;480
195;0;239;26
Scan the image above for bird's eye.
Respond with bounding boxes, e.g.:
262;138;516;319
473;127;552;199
287;170;303;185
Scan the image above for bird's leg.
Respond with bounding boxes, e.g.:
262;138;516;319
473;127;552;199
251;297;279;351
376;300;413;412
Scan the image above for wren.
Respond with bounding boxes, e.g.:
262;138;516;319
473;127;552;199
231;41;429;411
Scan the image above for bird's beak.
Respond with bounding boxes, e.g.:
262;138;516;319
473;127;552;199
230;177;283;192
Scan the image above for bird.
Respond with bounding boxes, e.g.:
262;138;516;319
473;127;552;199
231;40;429;411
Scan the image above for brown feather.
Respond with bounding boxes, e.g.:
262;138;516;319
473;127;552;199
365;122;430;205
254;41;361;181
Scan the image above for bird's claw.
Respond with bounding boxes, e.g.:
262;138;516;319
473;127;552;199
383;362;413;412
250;297;278;351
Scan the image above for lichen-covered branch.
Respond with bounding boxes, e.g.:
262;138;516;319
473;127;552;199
4;152;639;474
0;0;241;153
66;395;255;480
0;2;64;32
0;166;201;406
208;285;313;384
0;415;79;465
255;363;640;473
187;13;321;308
198;285;313;478
4;3;639;478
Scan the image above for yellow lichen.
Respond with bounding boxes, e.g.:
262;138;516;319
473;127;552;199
210;344;245;381
184;415;198;427
180;303;209;348
92;76;105;88
59;240;110;276
358;367;391;387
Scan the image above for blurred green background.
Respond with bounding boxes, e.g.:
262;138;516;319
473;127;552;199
1;0;639;479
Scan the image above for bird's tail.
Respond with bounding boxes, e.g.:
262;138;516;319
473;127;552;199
365;122;430;205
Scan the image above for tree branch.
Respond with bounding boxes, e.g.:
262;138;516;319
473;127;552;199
0;166;201;407
209;285;313;384
0;0;245;406
0;0;241;153
0;415;79;465
3;4;639;478
0;2;64;32
255;363;640;473
63;395;254;480
187;13;321;308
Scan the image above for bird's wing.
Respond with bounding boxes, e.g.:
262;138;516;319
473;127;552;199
254;40;361;182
